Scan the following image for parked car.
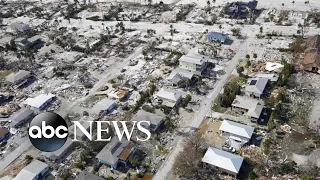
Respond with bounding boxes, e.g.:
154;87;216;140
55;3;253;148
222;145;236;153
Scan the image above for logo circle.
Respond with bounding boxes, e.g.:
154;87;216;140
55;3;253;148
28;112;68;152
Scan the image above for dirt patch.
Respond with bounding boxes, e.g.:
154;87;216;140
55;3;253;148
282;131;315;155
0;158;29;178
0;71;11;79
197;119;226;147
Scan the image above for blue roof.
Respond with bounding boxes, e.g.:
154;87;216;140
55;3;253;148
206;32;228;41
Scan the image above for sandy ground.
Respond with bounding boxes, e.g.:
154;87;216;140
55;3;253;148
197;119;226;148
309;99;320;133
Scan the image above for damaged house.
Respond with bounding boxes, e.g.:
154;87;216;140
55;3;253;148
155;88;182;108
302;35;320;73
225;1;258;19
96;136;137;169
5;70;31;88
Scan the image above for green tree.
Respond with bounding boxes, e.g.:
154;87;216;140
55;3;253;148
259;26;263;34
253;53;258;60
248;171;258;180
237;66;244;74
246;54;250;59
129;157;139;167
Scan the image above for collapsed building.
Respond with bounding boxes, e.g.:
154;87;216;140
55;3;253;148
302;35;320;73
225;0;258;19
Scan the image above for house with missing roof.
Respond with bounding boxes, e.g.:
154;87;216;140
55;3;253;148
219;120;255;149
5;70;31;88
225;1;258;19
14;160;49;180
96;136;137;169
231;95;264;119
155;88;182;108
9;108;34;128
202;147;244;177
41;138;75;163
206;32;228;44
178;55;208;75
75;171;104;180
130;110;164;131
22;93;56;111
107;89;129;101
245;77;269;98
90;98;117;115
265;62;284;72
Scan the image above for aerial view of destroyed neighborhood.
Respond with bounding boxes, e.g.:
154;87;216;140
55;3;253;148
1;0;320;179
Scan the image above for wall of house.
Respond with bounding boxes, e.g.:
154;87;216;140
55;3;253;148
245;91;261;98
179;61;197;71
98;159;118;169
220;131;250;142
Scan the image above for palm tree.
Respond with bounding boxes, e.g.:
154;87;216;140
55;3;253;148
219;25;222;32
282;3;284;10
292;1;295;11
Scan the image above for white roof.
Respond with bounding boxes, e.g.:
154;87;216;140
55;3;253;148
22;93;56;109
255;73;279;82
156;88;182;102
202;147;244;174
220;120;254;139
179;55;208;65
265;62;284;72
14;160;48;180
90;98;116;114
245;77;269;95
232;95;264;119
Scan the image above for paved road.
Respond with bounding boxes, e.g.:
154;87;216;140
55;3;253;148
0;138;31;171
153;37;251;180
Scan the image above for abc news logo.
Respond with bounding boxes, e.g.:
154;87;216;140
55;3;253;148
28;112;151;152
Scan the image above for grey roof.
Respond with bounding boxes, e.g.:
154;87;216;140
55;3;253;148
232;95;264;119
10;22;30;32
206;32;228;41
96;136;130;165
14;160;48;180
245;77;269;96
131;110;164;129
156;88;182;102
167;68;195;84
5;70;31;84
90;98;116;114
75;171;104;180
42;138;74;161
220;120;254;139
202;147;243;174
179;55;208;65
10;108;34;127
